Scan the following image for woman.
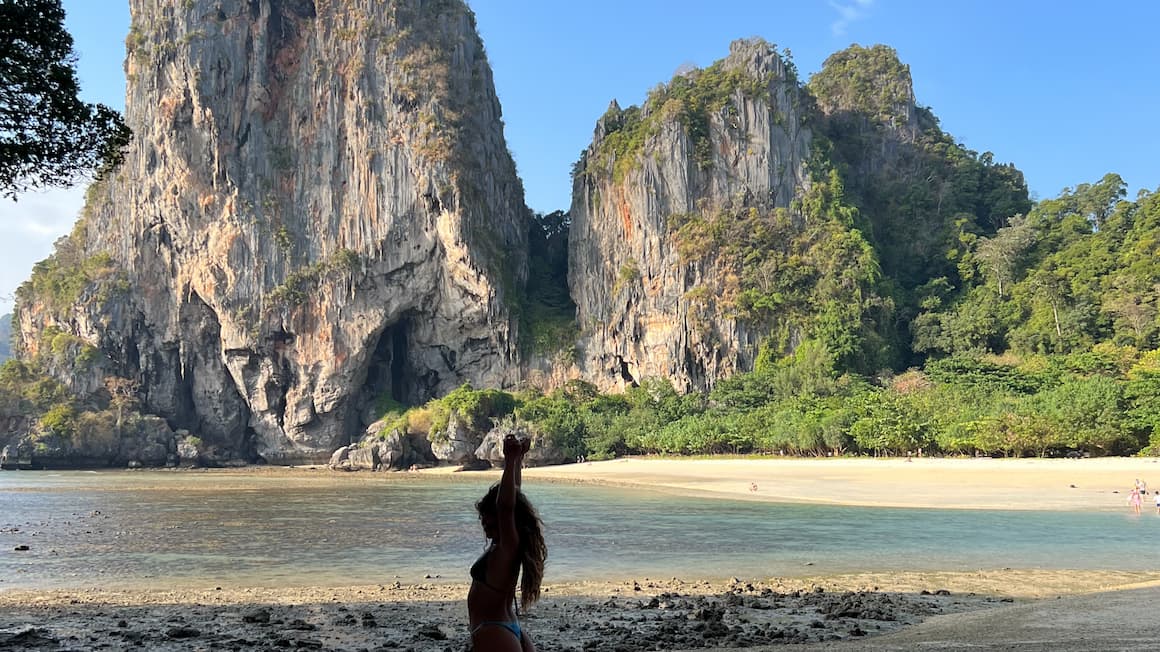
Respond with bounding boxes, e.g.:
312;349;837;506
1129;486;1142;514
468;434;546;651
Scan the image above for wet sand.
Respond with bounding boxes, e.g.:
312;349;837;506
5;570;1159;651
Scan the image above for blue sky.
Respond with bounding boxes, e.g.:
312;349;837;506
2;0;1159;312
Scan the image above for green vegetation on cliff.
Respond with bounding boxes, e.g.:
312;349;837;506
14;220;129;312
266;249;361;308
808;44;915;126
583;40;781;182
674;165;892;372
519;210;578;359
810;44;1033;367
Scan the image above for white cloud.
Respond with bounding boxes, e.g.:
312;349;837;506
829;0;875;36
0;185;87;312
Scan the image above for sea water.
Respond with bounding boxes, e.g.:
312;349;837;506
0;470;1156;591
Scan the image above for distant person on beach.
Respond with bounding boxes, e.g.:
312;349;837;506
1129;487;1142;514
468;434;545;651
1154;492;1160;514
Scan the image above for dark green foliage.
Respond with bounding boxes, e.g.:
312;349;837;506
514;378;706;460
503;342;1157;459
370;394;407;424
710;340;845;408
918;178;1159;359
1126;352;1160;454
0;0;130;197
440;383;517;431
809;45;1032;368
923;355;1046;394
514;390;589;459
520;211;577;357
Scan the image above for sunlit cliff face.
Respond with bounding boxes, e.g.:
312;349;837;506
17;0;529;462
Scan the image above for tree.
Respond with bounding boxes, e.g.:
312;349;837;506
104;375;140;432
975;214;1034;298
1073;173;1127;231
0;0;130;198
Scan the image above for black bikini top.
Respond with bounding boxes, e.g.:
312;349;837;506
471;549;517;595
470;551;490;584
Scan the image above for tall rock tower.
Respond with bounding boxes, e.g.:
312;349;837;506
15;0;529;463
566;39;816;392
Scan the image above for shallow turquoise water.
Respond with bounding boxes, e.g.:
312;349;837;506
1;470;1156;591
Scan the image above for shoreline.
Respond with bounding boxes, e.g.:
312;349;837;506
460;455;1160;511
12;455;1160;511
6;458;1160;649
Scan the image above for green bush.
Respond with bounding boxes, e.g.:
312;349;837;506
39;403;78;437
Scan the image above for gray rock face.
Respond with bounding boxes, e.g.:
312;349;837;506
347;446;379;471
175;432;202;465
372;429;427;470
566;39;814;392
428;412;479;465
327;445;351;469
2;413;180;469
476;422;568;467
16;0;528;463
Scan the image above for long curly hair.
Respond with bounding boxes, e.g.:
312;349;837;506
476;483;547;608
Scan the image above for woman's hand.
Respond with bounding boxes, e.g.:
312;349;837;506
503;434;529;461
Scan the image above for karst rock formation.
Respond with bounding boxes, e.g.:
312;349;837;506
11;3;960;465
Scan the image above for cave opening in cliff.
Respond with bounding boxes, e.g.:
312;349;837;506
358;317;416;427
617;355;639;388
389;318;410;403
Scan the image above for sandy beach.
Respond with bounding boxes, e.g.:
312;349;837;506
517;455;1160;511
4;456;1160;650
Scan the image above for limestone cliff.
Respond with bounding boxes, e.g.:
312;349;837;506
564;39;816;392
9;23;1028;466
15;0;528;463
559;40;1024;389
